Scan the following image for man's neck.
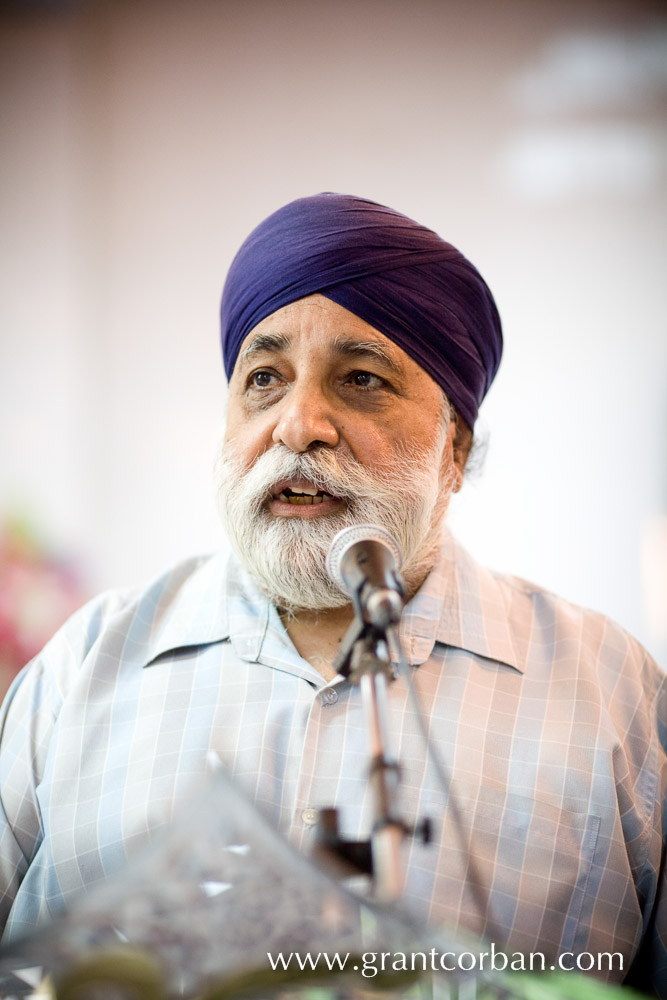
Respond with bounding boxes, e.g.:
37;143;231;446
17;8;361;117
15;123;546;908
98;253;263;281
280;604;356;682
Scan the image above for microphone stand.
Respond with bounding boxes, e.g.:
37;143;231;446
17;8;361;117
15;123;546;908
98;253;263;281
316;593;429;905
355;632;404;903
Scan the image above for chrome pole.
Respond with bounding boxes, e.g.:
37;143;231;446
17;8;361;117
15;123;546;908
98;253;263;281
359;664;404;903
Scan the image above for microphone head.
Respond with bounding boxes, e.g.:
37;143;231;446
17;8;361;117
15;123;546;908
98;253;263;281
326;524;403;596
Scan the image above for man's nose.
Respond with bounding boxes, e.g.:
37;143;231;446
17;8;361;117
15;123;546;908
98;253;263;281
271;383;340;453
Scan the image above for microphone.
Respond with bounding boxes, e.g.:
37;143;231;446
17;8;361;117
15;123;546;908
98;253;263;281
326;524;405;629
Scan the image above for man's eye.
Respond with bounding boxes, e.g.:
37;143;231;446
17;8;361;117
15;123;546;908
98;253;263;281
349;371;384;389
249;370;275;389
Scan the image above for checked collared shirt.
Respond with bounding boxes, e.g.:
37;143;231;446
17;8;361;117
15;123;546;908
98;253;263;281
0;531;665;993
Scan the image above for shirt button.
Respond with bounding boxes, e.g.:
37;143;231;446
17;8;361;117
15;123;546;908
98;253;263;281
301;808;319;827
321;688;338;705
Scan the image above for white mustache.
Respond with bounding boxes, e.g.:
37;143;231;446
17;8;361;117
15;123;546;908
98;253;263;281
221;444;407;514
215;435;454;612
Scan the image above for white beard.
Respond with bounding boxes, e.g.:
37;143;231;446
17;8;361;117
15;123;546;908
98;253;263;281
214;435;455;613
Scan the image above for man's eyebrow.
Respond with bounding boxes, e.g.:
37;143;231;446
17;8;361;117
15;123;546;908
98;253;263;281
331;336;404;375
238;331;404;377
239;332;290;365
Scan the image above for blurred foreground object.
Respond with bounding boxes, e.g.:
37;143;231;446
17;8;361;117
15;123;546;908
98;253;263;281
0;515;88;698
0;767;646;1000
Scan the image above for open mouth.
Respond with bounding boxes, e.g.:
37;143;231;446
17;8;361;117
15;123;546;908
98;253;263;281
275;486;337;506
270;478;341;508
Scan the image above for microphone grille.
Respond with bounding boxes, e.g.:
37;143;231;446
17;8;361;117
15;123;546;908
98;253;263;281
326;524;403;593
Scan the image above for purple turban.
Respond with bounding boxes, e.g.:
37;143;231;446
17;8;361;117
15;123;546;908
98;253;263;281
220;193;502;429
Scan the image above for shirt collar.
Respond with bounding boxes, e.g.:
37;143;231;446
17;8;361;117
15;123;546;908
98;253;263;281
141;532;525;675
141;550;231;667
140;549;317;680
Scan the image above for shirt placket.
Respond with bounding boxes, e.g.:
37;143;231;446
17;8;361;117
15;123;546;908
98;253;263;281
289;678;374;855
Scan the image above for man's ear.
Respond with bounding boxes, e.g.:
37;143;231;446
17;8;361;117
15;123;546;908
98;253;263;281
452;412;473;490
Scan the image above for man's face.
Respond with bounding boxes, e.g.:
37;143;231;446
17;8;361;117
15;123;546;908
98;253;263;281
216;294;461;611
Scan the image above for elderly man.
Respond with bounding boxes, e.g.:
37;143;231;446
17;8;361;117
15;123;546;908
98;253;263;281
0;194;665;995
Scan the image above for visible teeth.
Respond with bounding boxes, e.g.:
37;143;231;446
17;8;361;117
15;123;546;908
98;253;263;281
276;491;333;505
279;485;319;496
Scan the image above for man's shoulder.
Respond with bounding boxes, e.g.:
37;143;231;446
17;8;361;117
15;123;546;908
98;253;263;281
490;561;644;641
21;552;230;699
485;560;664;696
62;552;218;636
489;562;613;624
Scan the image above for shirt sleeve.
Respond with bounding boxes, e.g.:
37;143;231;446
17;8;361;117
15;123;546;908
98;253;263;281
0;591;120;936
0;657;58;933
624;667;667;997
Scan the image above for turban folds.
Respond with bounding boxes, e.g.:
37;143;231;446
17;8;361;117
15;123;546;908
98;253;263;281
220;193;502;429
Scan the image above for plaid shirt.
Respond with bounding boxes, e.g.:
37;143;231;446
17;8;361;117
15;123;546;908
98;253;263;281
1;531;665;993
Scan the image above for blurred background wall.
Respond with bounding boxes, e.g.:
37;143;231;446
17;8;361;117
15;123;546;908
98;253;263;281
1;0;666;689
